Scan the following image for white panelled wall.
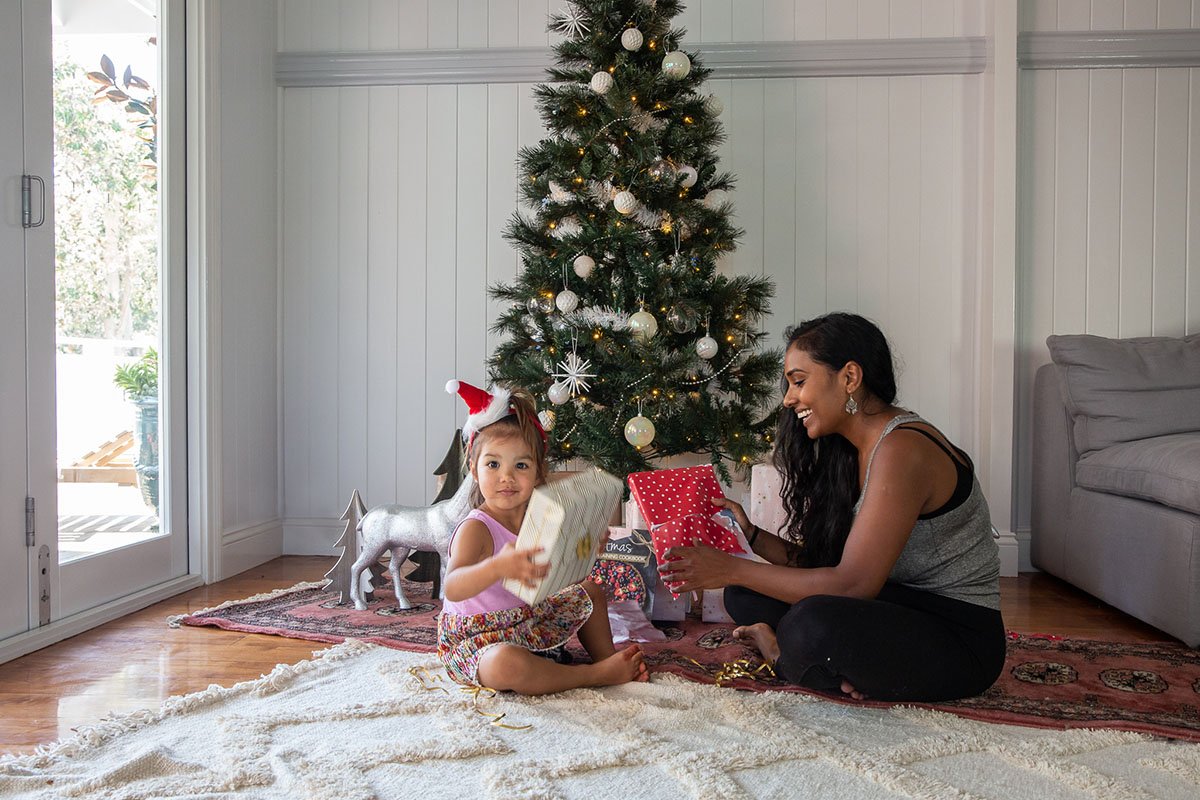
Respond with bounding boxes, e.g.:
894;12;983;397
268;0;1200;577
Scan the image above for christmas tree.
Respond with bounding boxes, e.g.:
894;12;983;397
490;0;780;481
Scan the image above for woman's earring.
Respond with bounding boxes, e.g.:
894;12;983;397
845;394;859;415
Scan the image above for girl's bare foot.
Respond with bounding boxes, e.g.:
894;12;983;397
590;645;647;686
732;623;781;664
840;679;867;700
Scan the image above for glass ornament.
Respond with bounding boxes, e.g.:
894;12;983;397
677;164;698;188
628;310;659;341
666;304;699;334
624;415;656;447
703;189;728;209
547;382;571;405
573;254;595;278
696;335;718;359
527;294;554;314
661;51;692;78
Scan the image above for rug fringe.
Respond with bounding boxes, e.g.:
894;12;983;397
165;581;327;628
0;639;376;772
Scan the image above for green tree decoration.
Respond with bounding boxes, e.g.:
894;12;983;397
490;0;781;481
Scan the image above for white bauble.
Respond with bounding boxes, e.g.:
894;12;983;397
624;415;656;447
677;164;698;188
555;289;579;313
703;189;728;208
696;335;719;359
590;71;613;94
573;254;596;278
547;382;571;405
703;93;724;116
621;27;644;51
538;409;556;431
613;190;637;215
661;51;692;78
628;310;659;341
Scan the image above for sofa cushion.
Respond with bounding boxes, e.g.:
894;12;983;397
1075;433;1200;515
1046;333;1200;456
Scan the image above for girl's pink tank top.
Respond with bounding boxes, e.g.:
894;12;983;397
439;508;527;616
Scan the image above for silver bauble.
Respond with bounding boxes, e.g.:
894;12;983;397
527;294;554;314
551;314;571;333
696;335;719;359
613;190;637;215
628;310;659;342
703;189;728;208
547;382;571;405
704;93;724;116
590;71;613;94
573;254;596;278
538;409;556;431
677;164;698;188
661;51;692;78
624;415;656;447
555;289;579;313
621;27;644;51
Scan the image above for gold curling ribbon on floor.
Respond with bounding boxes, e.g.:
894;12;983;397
687;657;777;687
462;685;533;731
409;666;532;730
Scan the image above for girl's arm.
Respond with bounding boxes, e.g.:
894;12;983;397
668;436;931;602
442;519;548;602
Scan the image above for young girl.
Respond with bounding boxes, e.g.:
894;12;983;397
437;379;649;695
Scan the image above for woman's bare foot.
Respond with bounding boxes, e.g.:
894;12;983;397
589;645;647;686
840;680;867;700
732;623;781;664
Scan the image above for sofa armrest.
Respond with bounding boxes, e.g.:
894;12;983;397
1031;363;1079;575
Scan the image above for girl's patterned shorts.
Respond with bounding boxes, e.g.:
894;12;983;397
436;583;592;687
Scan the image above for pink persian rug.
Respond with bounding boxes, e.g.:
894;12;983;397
176;578;1200;742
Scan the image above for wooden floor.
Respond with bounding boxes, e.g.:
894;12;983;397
0;556;1178;757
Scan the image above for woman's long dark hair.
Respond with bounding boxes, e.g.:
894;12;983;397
772;313;897;567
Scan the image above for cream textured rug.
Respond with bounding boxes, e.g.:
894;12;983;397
2;641;1198;800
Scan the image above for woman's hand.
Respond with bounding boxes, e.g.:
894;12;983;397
494;543;548;587
709;496;752;536
658;541;739;593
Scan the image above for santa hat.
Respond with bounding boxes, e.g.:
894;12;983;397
446;379;546;446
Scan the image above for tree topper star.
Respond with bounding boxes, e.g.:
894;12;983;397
552;351;596;397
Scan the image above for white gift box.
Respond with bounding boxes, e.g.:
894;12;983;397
650;581;690;621
749;463;788;537
701;588;733;623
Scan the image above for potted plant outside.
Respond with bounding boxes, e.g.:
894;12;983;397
113;347;158;512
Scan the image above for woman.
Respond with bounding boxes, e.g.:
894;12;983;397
661;313;1005;701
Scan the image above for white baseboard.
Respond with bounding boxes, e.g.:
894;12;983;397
1015;527;1035;573
283;517;343;555
996;529;1019;578
0;574;204;666
219;518;284;580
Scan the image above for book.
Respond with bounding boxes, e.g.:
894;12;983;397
502;467;623;605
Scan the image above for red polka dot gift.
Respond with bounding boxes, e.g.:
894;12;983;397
626;465;747;595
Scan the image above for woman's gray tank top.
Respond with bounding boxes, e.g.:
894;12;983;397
853;413;1000;610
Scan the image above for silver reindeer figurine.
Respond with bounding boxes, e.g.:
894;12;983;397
350;473;476;611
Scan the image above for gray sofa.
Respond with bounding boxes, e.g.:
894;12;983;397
1032;333;1200;647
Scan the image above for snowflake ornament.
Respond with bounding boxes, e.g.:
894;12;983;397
552;350;597;397
552;5;590;40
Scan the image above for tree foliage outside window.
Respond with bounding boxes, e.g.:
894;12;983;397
53;48;158;341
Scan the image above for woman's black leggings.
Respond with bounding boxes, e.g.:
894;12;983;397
723;582;1007;702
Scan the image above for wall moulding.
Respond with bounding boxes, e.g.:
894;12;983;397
275;37;988;87
1018;29;1200;70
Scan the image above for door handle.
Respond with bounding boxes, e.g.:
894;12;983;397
22;174;46;228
